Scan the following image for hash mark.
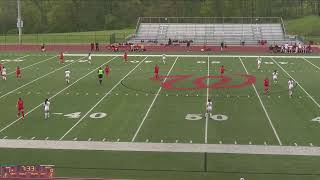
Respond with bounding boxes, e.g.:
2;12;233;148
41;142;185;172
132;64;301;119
219;141;222;144
175;140;178;143
88;138;92;141
117;138;120;142
17;136;21;139
45;137;49;140
73;138;77;141
190;140;192;143
234;141;237;144
294;143;298;146
310;143;314;146
102;138;106;141
161;140;163;143
264;141;267;145
249;141;252;145
31;137;36;140
146;139;149;142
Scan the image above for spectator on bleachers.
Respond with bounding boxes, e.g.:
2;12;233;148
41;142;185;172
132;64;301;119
220;42;224;52
168;38;172;46
95;42;99;51
90;42;94;51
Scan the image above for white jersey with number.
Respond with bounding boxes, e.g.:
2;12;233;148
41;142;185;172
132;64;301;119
288;80;294;90
43;101;50;111
1;68;6;76
272;72;278;80
162;54;166;60
65;70;71;78
88;55;92;60
206;102;213;111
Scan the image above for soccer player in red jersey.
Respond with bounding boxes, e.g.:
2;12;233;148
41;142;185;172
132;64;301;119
123;52;128;63
59;52;64;64
264;77;269;94
105;65;110;78
16;66;21;79
16;97;25;119
220;65;225;76
0;63;3;73
154;64;159;79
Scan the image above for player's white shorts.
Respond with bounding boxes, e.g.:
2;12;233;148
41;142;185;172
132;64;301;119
1;72;6;76
65;75;70;79
206;107;212;112
273;75;277;80
44;107;50;112
289;85;294;90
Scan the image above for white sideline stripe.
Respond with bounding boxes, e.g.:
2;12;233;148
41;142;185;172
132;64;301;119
302;57;320;71
0;56;117;133
59;57;148;140
7;55;56;75
131;57;179;142
2;139;320;156
205;56;209;144
0;57;80;100
272;58;320;109
239;57;282;145
64;53;320;59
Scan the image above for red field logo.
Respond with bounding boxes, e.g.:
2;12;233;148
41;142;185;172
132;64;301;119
151;74;256;91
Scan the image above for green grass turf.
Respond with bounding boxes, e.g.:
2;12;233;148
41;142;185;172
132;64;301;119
0;29;135;44
1;53;320;179
285;16;320;43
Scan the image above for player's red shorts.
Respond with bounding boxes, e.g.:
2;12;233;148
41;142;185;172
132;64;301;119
264;85;269;91
18;107;24;112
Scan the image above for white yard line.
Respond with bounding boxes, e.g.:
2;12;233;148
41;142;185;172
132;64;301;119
7;55;57;75
2;139;320;156
239;57;282;145
64;53;320;59
59;57;148;140
205;56;209;144
0;57;81;100
302;57;320;71
131;57;179;142
0;56;118;133
0;55;29;65
271;57;320;108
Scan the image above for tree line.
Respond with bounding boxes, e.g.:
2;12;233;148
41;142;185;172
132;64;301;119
0;0;319;34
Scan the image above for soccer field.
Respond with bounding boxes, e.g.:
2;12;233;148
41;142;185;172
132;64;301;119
1;52;320;179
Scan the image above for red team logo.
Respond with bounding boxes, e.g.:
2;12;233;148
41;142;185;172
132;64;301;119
151;74;256;90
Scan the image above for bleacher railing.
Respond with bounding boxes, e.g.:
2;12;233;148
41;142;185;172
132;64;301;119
138;17;283;24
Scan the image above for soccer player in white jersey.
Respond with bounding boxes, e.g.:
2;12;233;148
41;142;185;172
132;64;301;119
272;70;278;84
65;69;71;84
1;66;6;80
88;52;92;64
240;177;245;180
43;99;51;119
257;56;262;70
288;78;294;97
162;54;166;64
205;99;213;118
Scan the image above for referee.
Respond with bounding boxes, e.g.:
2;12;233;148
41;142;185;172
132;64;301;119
98;67;104;85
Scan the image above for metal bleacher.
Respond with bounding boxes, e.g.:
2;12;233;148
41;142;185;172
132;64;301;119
128;17;300;45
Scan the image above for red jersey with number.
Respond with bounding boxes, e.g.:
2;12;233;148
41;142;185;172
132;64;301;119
220;67;225;74
154;66;159;73
17;100;24;110
264;79;269;87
